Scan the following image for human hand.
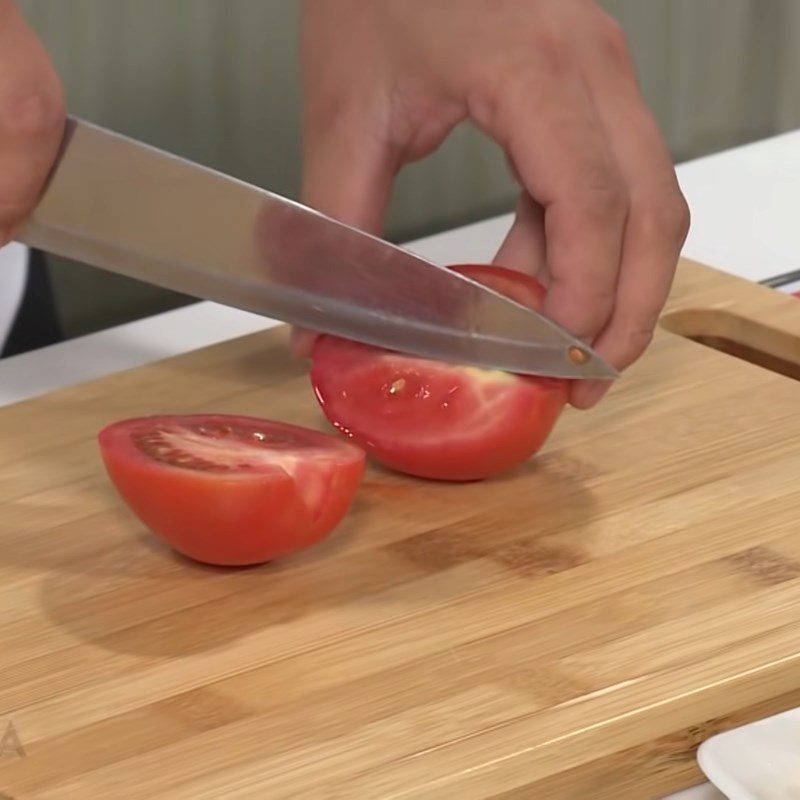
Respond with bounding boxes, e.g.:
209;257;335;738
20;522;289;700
0;0;65;248
297;0;689;408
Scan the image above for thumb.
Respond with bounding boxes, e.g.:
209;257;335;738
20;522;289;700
292;107;396;358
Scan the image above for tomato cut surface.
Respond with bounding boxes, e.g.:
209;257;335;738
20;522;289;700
98;414;365;565
310;264;568;481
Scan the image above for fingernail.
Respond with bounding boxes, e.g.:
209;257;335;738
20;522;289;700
570;379;612;410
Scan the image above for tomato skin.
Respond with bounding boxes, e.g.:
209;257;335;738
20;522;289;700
452;263;547;308
98;415;365;566
310;264;568;481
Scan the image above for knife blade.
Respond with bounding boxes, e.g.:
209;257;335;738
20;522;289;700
17;117;618;380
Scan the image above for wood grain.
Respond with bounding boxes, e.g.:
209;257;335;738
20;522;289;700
1;258;799;799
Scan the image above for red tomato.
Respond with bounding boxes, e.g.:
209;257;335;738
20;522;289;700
98;414;365;565
310;264;568;481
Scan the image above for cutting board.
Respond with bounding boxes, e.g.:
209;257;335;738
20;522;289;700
1;257;800;800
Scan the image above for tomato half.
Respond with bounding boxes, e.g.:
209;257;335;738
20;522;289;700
310;264;568;481
98;414;365;565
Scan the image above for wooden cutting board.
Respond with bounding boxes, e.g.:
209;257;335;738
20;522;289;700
1;257;800;799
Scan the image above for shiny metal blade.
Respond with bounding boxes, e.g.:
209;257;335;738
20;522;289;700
18;117;618;379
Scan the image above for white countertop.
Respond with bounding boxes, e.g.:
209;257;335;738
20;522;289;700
6;130;800;799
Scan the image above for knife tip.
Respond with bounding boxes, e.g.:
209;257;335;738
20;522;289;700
566;344;620;380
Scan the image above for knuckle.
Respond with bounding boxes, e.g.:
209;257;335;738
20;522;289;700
468;75;507;134
595;14;632;67
639;191;691;244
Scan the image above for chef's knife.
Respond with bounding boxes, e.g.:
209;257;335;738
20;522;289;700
17;117;617;380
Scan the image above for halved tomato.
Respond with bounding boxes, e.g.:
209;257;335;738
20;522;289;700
98;414;365;565
310;264;568;481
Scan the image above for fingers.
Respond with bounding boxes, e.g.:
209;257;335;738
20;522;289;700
294;90;400;358
298;0;405;359
570;12;690;408
0;1;65;245
492;192;548;282
479;60;628;349
301;104;396;233
478;14;687;410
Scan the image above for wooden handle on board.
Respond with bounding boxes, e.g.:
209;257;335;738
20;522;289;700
661;258;800;379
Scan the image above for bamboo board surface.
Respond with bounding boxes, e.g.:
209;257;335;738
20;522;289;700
1;258;799;799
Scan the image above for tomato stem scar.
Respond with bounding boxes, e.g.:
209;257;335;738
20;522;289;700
388;378;406;395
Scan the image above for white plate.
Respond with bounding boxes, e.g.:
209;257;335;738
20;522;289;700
697;707;800;799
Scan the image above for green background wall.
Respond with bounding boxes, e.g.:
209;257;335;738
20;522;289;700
16;0;800;337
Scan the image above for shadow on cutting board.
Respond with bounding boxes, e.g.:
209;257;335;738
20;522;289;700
9;452;597;660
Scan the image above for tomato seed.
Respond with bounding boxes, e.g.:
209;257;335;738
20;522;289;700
388;378;406;396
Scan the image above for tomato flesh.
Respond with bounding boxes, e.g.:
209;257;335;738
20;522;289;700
310;264;568;481
98;414;365;565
